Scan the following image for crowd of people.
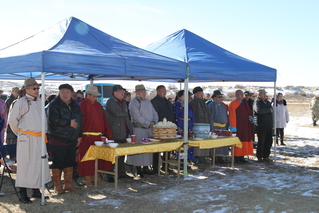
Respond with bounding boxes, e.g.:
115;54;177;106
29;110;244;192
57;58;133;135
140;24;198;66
0;78;300;204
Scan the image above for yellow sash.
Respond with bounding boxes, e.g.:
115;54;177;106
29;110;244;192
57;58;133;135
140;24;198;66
213;122;226;127
19;128;48;143
83;132;103;136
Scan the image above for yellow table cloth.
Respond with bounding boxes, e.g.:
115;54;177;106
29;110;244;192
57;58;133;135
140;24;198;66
188;137;242;149
81;141;183;164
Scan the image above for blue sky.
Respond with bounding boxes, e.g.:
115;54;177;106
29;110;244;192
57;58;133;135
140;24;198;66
1;0;318;87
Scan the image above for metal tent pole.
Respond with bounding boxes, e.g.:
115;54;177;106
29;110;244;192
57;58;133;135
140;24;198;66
183;65;190;176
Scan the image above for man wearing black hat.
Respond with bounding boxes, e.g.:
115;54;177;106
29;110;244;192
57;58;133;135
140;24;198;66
105;85;133;179
189;86;210;162
47;84;83;193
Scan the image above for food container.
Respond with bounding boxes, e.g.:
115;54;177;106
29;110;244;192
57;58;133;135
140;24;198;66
94;141;104;146
109;143;118;148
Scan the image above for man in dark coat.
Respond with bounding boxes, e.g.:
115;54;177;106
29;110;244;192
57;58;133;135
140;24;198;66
47;84;83;193
105;85;133;179
253;89;274;163
151;85;174;173
189;86;210;161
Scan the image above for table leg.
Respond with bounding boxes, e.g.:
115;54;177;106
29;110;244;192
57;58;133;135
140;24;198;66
94;158;98;188
114;157;118;191
158;153;161;176
177;148;180;179
231;145;234;168
212;148;216;166
164;152;168;176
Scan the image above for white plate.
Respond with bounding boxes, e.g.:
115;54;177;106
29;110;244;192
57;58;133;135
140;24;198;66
193;138;204;140
176;135;182;138
138;141;153;144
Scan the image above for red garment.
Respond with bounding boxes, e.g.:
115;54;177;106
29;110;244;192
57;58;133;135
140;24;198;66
78;98;113;176
230;99;254;156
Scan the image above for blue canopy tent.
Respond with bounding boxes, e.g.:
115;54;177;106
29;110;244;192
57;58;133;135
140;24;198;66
145;29;277;174
0;17;186;81
0;17;186;204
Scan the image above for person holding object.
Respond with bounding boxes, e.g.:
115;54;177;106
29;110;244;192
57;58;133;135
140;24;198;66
47;84;82;193
8;78;51;204
253;89;274;163
78;86;113;186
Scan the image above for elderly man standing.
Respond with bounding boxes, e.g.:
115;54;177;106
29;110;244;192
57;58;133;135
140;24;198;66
106;85;133;179
207;90;229;162
47;84;82;193
228;90;254;163
189;86;210;163
126;84;158;177
151;85;174;173
78;86;113;186
253;89;274;163
8;78;51;204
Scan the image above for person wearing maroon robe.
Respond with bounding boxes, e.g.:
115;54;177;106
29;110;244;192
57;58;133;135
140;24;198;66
78;86;113;186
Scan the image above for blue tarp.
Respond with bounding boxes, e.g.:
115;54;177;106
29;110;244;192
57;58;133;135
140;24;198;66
0;17;186;81
145;29;276;82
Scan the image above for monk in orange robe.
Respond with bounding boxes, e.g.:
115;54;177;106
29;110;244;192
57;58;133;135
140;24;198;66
228;90;254;163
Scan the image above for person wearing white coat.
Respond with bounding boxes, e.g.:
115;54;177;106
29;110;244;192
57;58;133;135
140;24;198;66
273;93;289;145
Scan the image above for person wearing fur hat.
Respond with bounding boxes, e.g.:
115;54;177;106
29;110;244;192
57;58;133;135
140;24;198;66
78;86;113;186
47;84;82;193
8;78;51;203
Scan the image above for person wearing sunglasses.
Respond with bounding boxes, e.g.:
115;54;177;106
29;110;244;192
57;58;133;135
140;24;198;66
207;90;229;163
8;78;51;204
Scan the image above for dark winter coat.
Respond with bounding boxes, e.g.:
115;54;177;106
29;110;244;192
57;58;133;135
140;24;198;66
47;96;83;143
151;95;174;122
253;98;274;128
105;96;133;141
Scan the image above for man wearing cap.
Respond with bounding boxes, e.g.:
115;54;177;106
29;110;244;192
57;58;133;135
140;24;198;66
207;90;229;161
151;85;174;173
78;86;113;186
5;87;20;144
47;84;82;193
228;90;254;163
189;86;210;162
126;84;158;177
105;85;133;179
8;78;51;203
253;89;274;163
